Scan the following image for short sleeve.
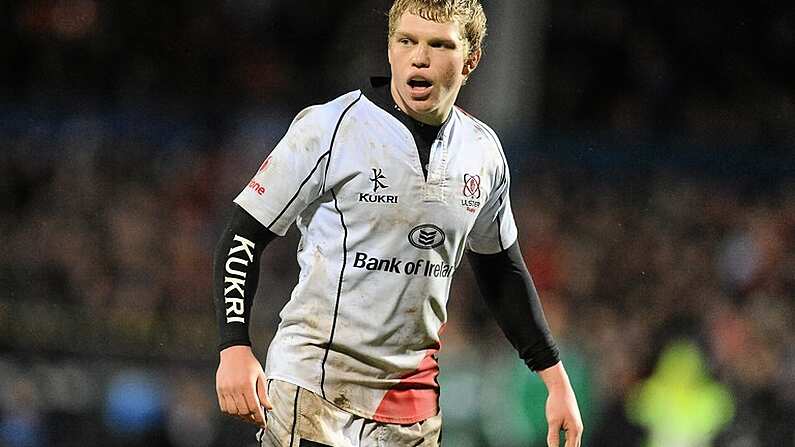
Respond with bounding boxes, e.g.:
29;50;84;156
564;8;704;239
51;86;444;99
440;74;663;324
466;155;518;255
234;106;330;236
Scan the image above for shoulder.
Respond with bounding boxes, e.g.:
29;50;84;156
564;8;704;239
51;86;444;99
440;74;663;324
454;106;507;166
289;90;366;134
276;91;365;152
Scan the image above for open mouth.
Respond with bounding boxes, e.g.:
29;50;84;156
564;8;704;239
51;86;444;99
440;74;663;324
408;79;433;88
407;77;433;98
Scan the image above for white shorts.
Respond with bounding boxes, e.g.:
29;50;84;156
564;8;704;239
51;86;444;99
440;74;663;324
257;380;442;447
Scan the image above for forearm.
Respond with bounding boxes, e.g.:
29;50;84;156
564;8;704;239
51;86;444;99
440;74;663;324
213;205;278;350
467;241;560;371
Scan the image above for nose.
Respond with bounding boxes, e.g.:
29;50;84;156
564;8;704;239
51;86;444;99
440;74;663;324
410;43;430;68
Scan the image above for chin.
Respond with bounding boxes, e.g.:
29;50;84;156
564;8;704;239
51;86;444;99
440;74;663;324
409;100;433;110
407;97;436;111
409;105;437;118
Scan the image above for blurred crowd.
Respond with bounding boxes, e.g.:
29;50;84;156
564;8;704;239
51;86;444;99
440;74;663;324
4;1;794;152
1;122;793;446
542;2;795;153
1;0;794;446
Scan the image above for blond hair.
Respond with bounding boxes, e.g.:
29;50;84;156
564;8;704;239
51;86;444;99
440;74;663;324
388;0;487;57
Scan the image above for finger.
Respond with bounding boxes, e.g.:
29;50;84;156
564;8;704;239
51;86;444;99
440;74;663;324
231;392;250;417
563;424;582;447
240;412;263;427
547;426;560;447
227;394;260;427
216;380;228;412
252;402;267;428
257;373;272;410
243;386;266;427
216;391;226;412
239;413;258;425
218;394;237;414
564;429;573;447
570;426;583;447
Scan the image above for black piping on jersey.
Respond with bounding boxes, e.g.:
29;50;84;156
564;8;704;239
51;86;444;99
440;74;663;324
267;154;329;230
289;386;300;447
471;111;510;251
320;187;349;398
315;93;362;397
496;196;505;251
322;92;363;194
492;136;508;251
266;93;363;230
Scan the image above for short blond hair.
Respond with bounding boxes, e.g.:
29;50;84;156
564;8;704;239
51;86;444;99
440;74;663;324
388;0;487;57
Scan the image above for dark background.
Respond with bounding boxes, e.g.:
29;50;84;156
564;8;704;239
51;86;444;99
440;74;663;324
1;1;793;446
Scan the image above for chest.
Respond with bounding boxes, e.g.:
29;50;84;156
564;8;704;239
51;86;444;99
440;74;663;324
325;116;498;238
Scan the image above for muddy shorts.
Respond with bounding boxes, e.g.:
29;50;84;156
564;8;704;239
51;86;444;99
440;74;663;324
257;380;442;447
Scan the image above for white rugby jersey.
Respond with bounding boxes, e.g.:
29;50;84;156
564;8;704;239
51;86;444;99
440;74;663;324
234;78;518;424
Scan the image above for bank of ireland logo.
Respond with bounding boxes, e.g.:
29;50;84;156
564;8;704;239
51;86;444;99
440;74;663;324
463;174;481;199
370;168;388;192
409;224;446;249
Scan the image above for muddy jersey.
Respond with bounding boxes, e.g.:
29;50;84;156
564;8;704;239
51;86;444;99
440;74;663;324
234;84;517;424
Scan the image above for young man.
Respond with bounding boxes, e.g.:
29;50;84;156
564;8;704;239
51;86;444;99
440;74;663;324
213;1;583;446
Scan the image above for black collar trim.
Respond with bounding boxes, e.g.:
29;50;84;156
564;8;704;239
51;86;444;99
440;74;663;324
361;77;448;140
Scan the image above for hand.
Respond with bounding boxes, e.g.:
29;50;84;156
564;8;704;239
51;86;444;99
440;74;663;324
216;345;272;427
538;362;583;447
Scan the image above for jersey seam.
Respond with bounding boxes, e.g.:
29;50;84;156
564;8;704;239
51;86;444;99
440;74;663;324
267;92;363;231
322;92;364;194
496;196;505;251
321;187;348;398
318;93;361;398
267;152;331;230
468;113;510;251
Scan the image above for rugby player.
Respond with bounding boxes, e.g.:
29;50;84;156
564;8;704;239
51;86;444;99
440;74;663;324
213;1;583;445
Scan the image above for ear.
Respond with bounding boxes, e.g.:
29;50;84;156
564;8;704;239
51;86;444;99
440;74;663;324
462;49;481;76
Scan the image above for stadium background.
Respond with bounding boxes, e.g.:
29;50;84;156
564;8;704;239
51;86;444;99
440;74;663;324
1;1;793;446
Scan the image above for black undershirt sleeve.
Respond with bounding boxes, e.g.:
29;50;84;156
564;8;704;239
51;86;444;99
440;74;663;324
467;241;561;371
213;205;278;351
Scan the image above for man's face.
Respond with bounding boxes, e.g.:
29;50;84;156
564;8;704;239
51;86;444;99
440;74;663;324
388;12;479;126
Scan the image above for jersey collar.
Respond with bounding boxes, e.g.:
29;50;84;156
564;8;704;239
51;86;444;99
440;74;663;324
362;76;452;142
